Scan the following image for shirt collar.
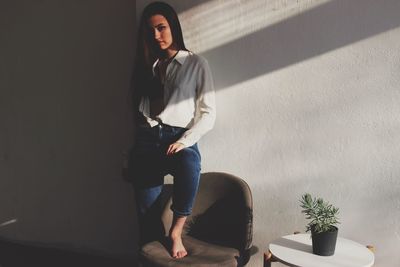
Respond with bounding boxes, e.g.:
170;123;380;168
174;50;190;65
152;50;190;74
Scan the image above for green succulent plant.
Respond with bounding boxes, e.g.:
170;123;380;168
300;193;340;234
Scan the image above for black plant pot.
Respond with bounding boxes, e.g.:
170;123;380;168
311;226;338;256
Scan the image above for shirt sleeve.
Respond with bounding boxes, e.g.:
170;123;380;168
177;58;216;147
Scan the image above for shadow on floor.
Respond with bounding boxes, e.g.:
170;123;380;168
0;238;138;267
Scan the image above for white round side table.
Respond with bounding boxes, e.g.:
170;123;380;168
264;234;374;267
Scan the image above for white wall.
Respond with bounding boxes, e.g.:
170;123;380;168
137;0;400;266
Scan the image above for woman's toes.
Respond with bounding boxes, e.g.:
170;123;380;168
170;236;187;259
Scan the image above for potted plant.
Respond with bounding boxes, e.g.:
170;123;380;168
300;193;340;256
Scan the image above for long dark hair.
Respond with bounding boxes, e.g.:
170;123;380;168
133;2;188;100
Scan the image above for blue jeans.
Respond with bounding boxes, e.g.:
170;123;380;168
131;123;201;219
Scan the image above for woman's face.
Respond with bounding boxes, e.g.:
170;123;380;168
148;14;174;51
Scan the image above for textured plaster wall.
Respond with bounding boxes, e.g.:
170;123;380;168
136;0;400;266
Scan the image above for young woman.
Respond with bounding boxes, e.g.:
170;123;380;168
131;1;216;259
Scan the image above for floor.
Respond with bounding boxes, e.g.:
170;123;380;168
0;238;137;267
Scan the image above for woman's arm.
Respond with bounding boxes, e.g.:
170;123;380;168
176;57;216;148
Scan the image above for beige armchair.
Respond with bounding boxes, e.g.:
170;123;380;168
140;172;253;267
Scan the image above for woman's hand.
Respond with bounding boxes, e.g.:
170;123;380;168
167;142;185;155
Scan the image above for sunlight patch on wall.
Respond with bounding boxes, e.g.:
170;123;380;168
0;218;17;227
179;0;331;53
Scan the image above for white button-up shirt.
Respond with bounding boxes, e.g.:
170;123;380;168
139;50;216;147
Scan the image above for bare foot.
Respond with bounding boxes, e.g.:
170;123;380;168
170;235;188;259
169;215;188;259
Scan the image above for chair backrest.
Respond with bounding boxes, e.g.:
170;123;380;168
160;172;253;252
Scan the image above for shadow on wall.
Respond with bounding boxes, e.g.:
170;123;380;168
1;0;138;263
0;236;136;267
199;0;400;89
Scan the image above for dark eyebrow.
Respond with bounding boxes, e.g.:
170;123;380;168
154;23;165;27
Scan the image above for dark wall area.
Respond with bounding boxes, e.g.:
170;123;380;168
0;0;138;261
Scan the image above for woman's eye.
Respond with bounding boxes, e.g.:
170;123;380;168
157;26;166;31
